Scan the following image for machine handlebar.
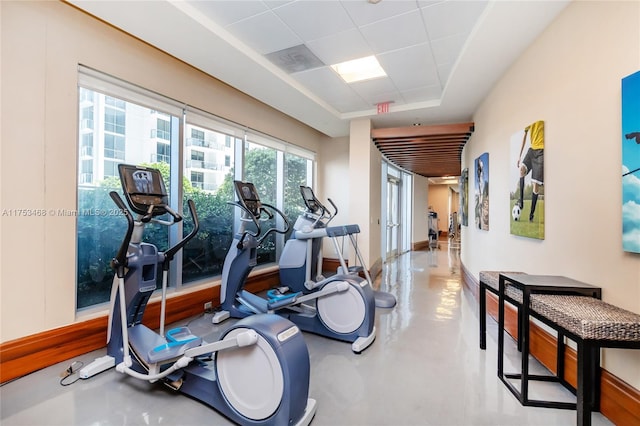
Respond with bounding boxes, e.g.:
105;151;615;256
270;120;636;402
110;191;135;275
299;186;337;226
145;204;183;226
231;200;291;248
326;198;338;218
109;191;200;272
231;180;291;248
163;199;200;267
257;202;291;245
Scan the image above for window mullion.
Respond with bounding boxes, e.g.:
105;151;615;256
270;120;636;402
276;151;285;261
169;113;183;289
234;134;246;235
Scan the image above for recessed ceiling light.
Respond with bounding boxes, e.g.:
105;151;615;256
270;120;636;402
331;56;386;84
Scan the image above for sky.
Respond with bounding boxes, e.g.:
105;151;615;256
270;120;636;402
622;70;640;253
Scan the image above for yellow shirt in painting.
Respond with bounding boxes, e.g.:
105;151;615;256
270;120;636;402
525;120;544;150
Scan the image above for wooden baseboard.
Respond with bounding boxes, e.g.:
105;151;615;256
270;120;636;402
0;269;279;384
322;258;342;274
322;257;383;288
460;263;640;425
412;240;430;251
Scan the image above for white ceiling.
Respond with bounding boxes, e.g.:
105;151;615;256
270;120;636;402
68;0;569;138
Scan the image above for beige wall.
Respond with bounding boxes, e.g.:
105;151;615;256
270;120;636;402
412;175;430;244
368;135;383;268
427;184;450;233
317;135;350;259
348;119;382;267
461;0;640;388
0;1;326;342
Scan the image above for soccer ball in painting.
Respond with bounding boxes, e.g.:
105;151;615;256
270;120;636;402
512;204;521;221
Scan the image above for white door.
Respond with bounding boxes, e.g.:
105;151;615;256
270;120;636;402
386;177;400;259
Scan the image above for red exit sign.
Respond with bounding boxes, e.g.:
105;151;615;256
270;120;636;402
376;102;391;114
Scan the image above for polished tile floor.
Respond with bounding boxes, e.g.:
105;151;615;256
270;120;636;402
1;247;613;425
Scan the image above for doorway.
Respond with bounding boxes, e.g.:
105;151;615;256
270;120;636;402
382;163;412;262
386;175;400;259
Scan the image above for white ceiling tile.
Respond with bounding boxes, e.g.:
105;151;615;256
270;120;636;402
187;1;269;27
292;67;370;112
341;0;418;27
430;32;467;66
417;0;441;8
273;1;354;42
264;1;295;10
227;11;301;54
359;10;428;54
400;85;442;103
292;67;352;100
349;77;401;105
378;44;440;91
306;28;373;66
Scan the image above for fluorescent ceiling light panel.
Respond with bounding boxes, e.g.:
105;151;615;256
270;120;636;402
331;55;386;83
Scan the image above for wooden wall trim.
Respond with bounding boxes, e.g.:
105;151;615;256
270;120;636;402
0;316;108;384
600;369;640;425
0;269;279;384
461;262;640;425
413;240;430;251
322;258;342;274
323;257;381;282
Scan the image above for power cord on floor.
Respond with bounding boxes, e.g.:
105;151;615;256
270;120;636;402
57;308;219;386
59;361;84;386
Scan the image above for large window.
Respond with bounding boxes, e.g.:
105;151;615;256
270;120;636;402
181;117;238;284
244;141;278;264
76;68;315;310
76;86;177;309
284;152;313;226
243;138;313;260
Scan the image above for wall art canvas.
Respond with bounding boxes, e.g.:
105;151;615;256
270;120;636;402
622;71;640;253
509;120;545;239
474;153;489;230
460;168;469;226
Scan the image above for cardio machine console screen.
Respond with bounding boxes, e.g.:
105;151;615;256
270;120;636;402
234;181;262;217
300;186;322;214
118;164;169;216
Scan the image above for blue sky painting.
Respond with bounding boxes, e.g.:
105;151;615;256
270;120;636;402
622;71;640;253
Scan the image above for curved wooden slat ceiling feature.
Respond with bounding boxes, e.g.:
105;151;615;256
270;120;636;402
372;122;475;178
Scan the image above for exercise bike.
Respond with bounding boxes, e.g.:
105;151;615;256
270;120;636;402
212;180;376;354
80;164;316;426
278;186;397;309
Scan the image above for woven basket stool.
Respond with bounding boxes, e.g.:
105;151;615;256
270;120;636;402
530;294;640;426
479;270;525;350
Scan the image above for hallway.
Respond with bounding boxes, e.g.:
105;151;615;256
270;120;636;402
0;248;612;425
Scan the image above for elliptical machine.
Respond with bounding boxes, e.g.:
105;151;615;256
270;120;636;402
278;186;397;309
212;180;376;354
80;164;316;426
